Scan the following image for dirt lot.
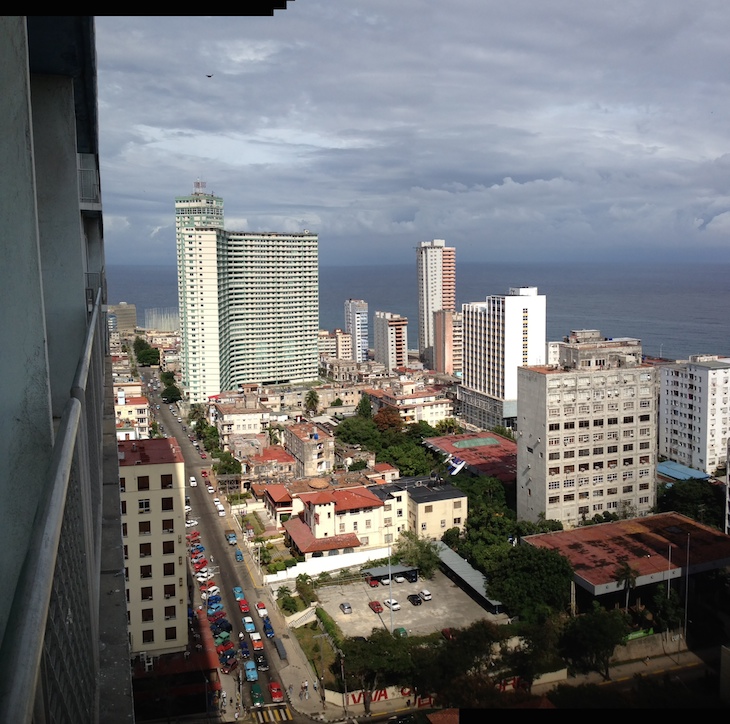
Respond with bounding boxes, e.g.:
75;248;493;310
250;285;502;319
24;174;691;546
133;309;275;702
317;569;507;638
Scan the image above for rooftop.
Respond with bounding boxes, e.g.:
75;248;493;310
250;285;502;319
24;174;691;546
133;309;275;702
118;437;184;465
423;432;517;483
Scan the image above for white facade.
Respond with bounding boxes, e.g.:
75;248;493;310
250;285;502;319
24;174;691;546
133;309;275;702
516;333;658;528
458;287;546;429
416;240;456;367
659;356;730;474
176;187;319;403
373;311;409;371
344;299;369;362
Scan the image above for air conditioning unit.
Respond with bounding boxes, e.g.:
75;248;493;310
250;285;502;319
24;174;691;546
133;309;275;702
164;594;172;599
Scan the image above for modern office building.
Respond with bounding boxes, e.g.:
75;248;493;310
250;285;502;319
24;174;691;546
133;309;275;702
516;330;658;528
416;239;456;368
458;287;546;430
374;311;409;371
108;302;138;334
0;16;132;723
344;298;369;362
659;355;730;474
175;185;319;403
118;438;187;656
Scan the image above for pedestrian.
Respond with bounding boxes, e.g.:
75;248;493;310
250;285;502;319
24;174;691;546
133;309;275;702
313;679;318;691
304;680;308;691
239;631;244;641
288;683;294;698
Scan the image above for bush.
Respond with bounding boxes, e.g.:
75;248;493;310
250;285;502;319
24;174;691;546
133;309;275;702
281;595;299;614
315;607;341;646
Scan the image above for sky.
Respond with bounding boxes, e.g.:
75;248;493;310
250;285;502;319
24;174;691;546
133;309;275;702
96;3;730;267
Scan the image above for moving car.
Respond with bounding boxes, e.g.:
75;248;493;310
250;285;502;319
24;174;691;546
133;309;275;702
232;586;245;601
242;616;256;633
201;470;208;477
418;590;432;601
235;548;244;562
369;600;384;614
250;632;264;651
269;681;284;703
263;619;274;638
238;599;250;613
250;683;264;708
244;660;258;682
384;599;400;611
200;452;207;459
407;594;422;606
255;602;268;618
255;652;269;671
189;476;197;487
340;602;353;614
207;486;215;494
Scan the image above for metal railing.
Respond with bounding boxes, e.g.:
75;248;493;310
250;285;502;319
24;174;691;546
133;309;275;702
0;288;106;723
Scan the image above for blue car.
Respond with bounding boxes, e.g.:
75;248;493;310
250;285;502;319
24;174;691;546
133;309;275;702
263;620;274;638
190;544;205;553
232;586;245;600
235;548;243;562
244;660;258;682
207;595;222;605
242;616;256;633
207;603;224;615
239;640;250;658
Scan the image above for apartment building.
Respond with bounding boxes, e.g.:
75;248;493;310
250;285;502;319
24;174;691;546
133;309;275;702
119;438;187;657
284;422;335;478
176;185;319;403
209;400;271;451
114;388;150;439
458;287;546;430
366;380;453;427
318;328;353;360
659;355;730;474
517;330;658;528
433;309;463;377
374;311;409;371
417;239;456;368
344;299;369;362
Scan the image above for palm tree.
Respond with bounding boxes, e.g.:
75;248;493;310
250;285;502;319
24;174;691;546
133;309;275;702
267;424;283;446
614;560;638;613
304;389;319;415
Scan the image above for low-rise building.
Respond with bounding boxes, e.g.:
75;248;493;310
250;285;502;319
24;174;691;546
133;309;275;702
114;388;150;439
366;379;453;427
284;422;335;478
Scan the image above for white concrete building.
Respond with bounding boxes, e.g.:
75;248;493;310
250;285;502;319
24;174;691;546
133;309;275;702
318;328;353;360
417;240;456;368
374;311;409;371
175;185;319;403
458;287;546;430
119;438;187;656
516;331;658;528
659;355;730;474
344;299;369;362
367;380;454;427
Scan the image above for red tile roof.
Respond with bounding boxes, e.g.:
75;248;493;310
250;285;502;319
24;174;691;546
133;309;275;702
298;486;384;512
118;437;184;465
264;484;292;504
283;515;361;553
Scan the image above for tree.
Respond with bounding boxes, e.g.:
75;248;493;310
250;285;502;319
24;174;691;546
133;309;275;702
373;407;403;432
305;389;319;415
657;478;725;529
614;560;638;613
214;450;241;475
356;395;372;418
161;384;181;403
332;397;343;407
334;416;381;450
267;424;284;445
393;530;441;578
435;417;464;435
559;602;630;680
348;459;367;472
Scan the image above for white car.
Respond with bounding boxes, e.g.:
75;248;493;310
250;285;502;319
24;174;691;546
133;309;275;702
207;486;215;494
383;599;400;611
393;575;406;584
213;498;221;505
185;519;199;527
418;590;432;601
380;577;391;586
189;476;197;487
184;505;192;513
202;586;220;598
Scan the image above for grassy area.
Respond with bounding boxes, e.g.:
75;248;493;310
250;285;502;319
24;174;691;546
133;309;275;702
243;512;265;535
292;620;340;689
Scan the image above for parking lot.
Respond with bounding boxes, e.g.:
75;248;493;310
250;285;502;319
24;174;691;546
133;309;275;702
317;569;506;638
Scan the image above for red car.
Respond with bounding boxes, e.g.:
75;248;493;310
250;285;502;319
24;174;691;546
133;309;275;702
369;600;384;614
216;641;234;655
441;628;456;641
208;610;227;623
269;681;284;703
194;560;208;572
186;531;201;542
200;452;207;459
200;580;216;592
238;599;250;613
201;470;208;477
365;576;379;588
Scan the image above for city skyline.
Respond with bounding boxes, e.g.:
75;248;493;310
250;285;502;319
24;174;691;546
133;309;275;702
96;5;730;268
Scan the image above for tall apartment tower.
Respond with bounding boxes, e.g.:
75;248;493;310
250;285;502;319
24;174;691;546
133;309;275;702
374;311;409;371
175;187;319;403
433;310;463;377
516;330;658;528
118;438;187;656
458;287;546;430
659;355;730;474
1;16;132;722
344;299;369;362
417;239;456;368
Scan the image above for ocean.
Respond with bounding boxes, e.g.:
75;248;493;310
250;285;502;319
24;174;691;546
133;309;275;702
106;261;730;362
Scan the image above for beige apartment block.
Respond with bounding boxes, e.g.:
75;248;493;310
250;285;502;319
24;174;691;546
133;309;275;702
114;388;150;439
209;400;271;451
119;438;187;656
366;379;453;427
284;422;335;478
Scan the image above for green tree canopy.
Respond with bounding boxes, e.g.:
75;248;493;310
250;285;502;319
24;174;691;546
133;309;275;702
305;389;319;415
356;394;372;418
392;529;441;578
161;384;182;403
214;450;241;475
657;478;725;529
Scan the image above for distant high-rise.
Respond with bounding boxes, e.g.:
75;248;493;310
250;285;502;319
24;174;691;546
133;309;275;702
344;299;369;362
374;311;408;371
417;239;455;368
458;287;546;429
175;185;319;403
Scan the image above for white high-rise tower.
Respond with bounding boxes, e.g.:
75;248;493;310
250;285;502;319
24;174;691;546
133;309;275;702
417;239;455;368
344;299;369;362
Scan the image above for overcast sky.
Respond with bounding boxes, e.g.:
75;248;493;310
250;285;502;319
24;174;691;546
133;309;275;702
96;4;730;267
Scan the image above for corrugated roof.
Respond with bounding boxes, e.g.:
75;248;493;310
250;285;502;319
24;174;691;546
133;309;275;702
657;460;710;481
435;542;502;608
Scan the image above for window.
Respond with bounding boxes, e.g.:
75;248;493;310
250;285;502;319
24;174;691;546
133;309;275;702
339;523;345;533
161;474;173;489
141;587;153;601
164;584;176;599
549;452;560;460
141;608;153;622
142;630;154;644
139;500;150;515
353;522;358;531
549;495;560;505
453;500;462;509
122;523;127;537
623;443;634;452
549;466;560;475
397;509;404;517
121;500;126;515
425;505;433;513
579;448;590;457
137;476;150;491
563;450;575;459
563;494;574;502
607;487;618;495
384;517;392;527
579;420;590;428
454;517;461;525
607;445;618;454
607;417;618;425
120;476;126;492
139;542;152;557
164;606;176;620
421;523;427;531
366;519;372;529
161;497;173;511
593;419;604;427
623;415;634;424
162;519;174;534
139;521;151;536
593;447;604;455
140;564;152;579
163;562;175;576
564;422;575;430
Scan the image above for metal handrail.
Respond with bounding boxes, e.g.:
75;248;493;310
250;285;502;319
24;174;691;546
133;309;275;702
0;288;104;722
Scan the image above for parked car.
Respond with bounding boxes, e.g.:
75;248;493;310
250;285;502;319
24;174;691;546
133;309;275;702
269;681;284;703
263;619;274;638
384;599;400;611
185;519;199;527
255;602;268;618
244;660;258;682
380;576;391;586
208;611;227;623
366;576;380;588
441;628;455;641
255;653;269;671
393;575;406;584
239;640;250;658
369;600;384;614
418;590;432;601
221;658;238;675
238;599;250;613
407;594;422;606
242;616;256;633
216;641;234;655
189;476;197;487
200;452;207;459
232;586;245;601
194;560;209;572
250;632;264;651
250;683;264;708
340;602;353;614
